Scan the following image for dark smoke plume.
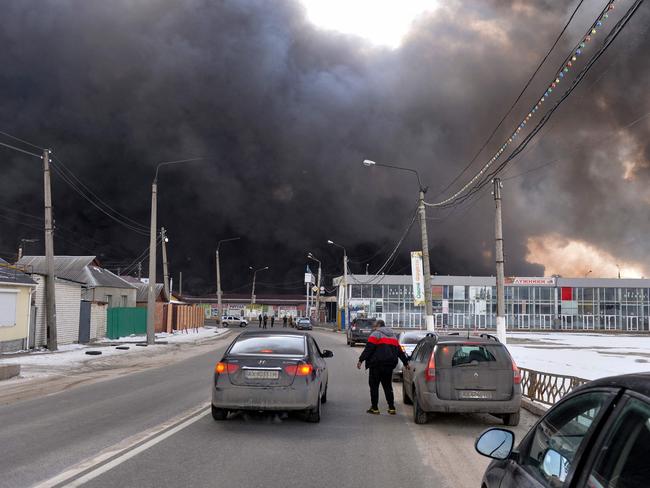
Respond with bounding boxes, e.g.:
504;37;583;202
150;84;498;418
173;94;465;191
1;0;648;293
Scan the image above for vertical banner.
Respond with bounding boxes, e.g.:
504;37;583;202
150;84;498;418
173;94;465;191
410;251;425;306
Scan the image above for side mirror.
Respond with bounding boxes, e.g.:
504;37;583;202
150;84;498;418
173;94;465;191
321;350;334;358
475;428;514;460
541;448;569;483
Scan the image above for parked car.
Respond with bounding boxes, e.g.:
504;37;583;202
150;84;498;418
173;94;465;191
346;317;376;346
476;372;650;488
211;330;333;422
402;333;521;425
221;316;248;327
393;330;429;380
295;317;313;330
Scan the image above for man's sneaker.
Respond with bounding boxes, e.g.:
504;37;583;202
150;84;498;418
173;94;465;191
366;407;380;415
387;408;397;415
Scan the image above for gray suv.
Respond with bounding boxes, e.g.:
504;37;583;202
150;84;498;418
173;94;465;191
346;318;375;346
402;333;521;426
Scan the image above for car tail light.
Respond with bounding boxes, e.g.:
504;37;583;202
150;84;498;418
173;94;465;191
512;359;521;384
351;326;357;331
425;352;436;382
285;363;313;376
215;361;239;374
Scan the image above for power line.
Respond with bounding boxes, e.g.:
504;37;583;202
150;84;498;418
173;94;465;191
0;130;44;151
50;155;148;231
427;0;642;209
431;0;588;200
49;159;149;235
0;140;42;159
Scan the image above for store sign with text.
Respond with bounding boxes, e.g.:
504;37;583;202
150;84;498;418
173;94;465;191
505;277;556;286
410;251;425;306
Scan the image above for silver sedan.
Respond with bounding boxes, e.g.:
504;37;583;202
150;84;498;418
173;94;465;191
393;330;429;380
211;330;332;422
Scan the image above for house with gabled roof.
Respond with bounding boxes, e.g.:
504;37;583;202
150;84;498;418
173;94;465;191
0;259;37;352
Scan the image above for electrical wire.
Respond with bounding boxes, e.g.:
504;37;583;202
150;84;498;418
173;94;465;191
0;140;42;159
0;130;44;151
427;0;643;209
50;155;148;231
431;0;588;200
49;159;149;235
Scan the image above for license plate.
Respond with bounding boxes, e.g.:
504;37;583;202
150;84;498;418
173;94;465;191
244;370;279;380
458;390;493;400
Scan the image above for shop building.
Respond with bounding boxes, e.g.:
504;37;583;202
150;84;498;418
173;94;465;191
333;275;650;331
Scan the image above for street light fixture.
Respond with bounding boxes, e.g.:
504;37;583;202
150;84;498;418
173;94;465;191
216;237;240;321
249;266;269;307
328;239;348;331
362;159;434;331
146;157;205;345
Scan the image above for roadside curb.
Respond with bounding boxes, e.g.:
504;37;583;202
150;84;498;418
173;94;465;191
521;397;548;417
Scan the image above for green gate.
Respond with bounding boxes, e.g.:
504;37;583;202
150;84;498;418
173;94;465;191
107;307;147;339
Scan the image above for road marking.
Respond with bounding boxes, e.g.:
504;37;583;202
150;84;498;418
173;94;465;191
34;403;210;488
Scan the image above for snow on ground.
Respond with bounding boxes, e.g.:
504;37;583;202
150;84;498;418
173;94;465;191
507;332;650;380
0;327;228;378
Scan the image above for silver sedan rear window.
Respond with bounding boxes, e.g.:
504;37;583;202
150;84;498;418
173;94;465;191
230;336;306;356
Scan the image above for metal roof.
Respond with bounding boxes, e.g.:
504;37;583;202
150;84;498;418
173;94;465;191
131;282;167;302
334;274;650;287
16;256;136;289
0;258;37;286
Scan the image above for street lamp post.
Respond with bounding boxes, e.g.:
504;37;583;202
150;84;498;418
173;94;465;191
362;159;434;331
249;266;269;308
216;237;240;322
328;240;348;331
307;253;322;323
147;157;204;345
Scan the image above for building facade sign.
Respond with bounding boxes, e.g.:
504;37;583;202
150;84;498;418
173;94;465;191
505;277;556;286
410;251;425;306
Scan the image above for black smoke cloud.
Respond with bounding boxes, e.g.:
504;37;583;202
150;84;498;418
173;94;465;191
0;0;648;293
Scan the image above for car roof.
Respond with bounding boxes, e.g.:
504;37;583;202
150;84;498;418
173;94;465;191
574;372;650;398
238;329;308;337
419;333;503;345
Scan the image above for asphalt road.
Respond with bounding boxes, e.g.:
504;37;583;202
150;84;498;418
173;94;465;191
0;329;538;488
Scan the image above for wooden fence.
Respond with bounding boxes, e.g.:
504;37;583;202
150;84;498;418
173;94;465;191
520;367;588;406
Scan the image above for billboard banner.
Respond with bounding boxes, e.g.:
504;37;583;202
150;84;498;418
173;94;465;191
410;251;425;306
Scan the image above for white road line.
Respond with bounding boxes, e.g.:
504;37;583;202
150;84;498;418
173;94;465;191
33;403;209;488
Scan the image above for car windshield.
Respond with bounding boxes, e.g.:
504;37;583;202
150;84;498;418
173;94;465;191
354;320;374;329
400;333;427;344
229;336;306;356
439;344;510;367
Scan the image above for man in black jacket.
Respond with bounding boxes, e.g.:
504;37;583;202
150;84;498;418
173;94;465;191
357;319;409;415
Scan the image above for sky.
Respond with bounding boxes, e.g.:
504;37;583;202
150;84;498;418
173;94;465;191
0;0;648;294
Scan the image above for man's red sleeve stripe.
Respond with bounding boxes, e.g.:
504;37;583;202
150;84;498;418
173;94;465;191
367;336;400;347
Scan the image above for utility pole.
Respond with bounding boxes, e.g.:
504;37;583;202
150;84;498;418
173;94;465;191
216;237;239;321
43;149;58;351
343;252;348;331
493;178;506;344
146;179;158;345
216;249;222;319
316;262;321;323
161;227;170;300
418;189;434;331
179;271;183;296
137;261;142;280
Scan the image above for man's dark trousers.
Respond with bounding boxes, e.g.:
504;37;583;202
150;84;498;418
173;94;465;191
368;365;395;409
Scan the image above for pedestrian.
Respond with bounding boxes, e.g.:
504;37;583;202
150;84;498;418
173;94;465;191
357;319;409;415
283;315;288;328
258;314;263;328
263;314;268;329
271;315;275;328
289;316;294;328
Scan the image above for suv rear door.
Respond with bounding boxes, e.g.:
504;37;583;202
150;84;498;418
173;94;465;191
434;342;514;401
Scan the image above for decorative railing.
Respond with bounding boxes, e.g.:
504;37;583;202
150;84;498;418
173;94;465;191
520;367;588;406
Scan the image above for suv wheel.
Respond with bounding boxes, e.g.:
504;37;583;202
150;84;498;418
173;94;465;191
402;384;413;405
348;339;355;347
222;322;228;328
240;322;246;327
412;390;428;424
503;411;520;426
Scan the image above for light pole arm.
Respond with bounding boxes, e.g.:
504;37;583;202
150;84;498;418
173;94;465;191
154;157;205;183
371;162;425;192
